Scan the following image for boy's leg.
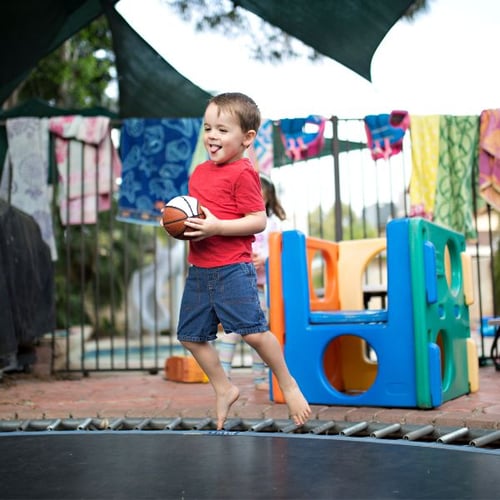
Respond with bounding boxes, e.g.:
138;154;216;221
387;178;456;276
181;340;239;430
218;331;268;389
243;330;311;426
217;330;268;388
216;332;239;378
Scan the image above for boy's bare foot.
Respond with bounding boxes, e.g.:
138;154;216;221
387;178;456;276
216;384;240;430
254;381;269;392
282;381;311;426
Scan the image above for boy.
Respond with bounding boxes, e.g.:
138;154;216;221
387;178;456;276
177;92;311;430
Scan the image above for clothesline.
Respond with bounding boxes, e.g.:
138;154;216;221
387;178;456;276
1;113;488;128
1;111;499;244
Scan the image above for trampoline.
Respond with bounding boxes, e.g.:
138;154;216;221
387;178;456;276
1;430;499;499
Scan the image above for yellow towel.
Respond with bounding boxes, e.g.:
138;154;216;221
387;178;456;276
409;115;441;218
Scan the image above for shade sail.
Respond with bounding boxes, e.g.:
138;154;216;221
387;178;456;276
0;0;211;117
0;0;116;105
0;0;414;115
237;0;414;81
103;4;212;118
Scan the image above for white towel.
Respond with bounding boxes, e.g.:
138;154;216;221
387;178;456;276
0;117;57;260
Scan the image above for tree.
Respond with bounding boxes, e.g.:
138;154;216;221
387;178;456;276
8;15;116;111
53;201;155;336
164;0;320;64
8;1;430;110
308;203;378;241
164;0;430;64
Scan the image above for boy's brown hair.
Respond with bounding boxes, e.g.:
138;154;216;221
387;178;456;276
208;92;261;133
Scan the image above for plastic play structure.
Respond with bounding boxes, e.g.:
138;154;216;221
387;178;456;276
268;217;479;408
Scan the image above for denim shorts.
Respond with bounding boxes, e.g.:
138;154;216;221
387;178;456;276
177;262;269;342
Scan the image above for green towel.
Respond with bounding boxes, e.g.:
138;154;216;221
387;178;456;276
433;115;479;239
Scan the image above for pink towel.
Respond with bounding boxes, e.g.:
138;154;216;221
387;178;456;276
49;116;122;225
479;109;500;211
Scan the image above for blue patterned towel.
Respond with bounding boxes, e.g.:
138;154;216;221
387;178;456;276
117;118;203;225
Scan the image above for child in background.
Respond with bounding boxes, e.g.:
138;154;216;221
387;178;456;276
217;173;287;390
176;92;311;430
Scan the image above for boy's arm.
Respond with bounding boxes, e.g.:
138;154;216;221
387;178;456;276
183;207;266;240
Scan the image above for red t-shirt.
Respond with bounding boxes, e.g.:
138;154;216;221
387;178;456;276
188;158;265;268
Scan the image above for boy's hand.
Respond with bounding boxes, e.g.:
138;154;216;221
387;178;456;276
183;206;220;240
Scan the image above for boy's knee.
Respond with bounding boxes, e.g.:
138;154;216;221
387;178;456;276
243;331;265;348
180;340;195;351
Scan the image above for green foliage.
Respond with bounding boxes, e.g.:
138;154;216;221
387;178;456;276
404;0;430;20
165;0;429;64
52;199;158;335
18;16;116;110
10;14;125;334
165;0;320;63
307;204;378;241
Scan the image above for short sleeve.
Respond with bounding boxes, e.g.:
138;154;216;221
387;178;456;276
234;166;265;214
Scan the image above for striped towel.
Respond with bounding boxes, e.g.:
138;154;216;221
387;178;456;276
49;115;122;226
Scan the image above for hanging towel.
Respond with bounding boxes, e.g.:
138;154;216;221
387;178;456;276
117;118;202;225
248;119;274;174
408;115;441;219
478;109;500;211
188;123;207;176
279;115;326;161
433;115;479;239
49;115;122;226
364;110;409;161
0;117;57;259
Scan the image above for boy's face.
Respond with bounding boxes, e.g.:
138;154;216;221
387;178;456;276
203;103;256;165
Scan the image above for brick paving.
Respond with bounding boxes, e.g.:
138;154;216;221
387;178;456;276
1;364;499;430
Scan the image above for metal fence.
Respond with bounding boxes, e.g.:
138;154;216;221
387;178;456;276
2;116;498;374
272;117;499;367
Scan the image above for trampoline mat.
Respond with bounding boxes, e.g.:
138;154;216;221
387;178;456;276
1;431;499;499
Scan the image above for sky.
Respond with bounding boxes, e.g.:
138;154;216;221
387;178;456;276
115;0;500;120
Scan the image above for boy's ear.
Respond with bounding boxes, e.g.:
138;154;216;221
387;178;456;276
243;129;257;148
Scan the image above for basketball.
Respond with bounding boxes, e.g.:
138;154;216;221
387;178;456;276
162;195;205;240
